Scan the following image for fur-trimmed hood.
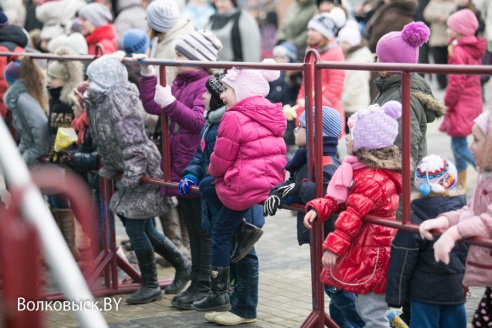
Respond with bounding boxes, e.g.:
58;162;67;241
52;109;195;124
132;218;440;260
355;145;405;171
47;46;83;105
413;91;446;121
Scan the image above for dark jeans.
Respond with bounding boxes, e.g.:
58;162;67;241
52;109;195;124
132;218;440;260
121;216;165;256
324;285;365;328
199;176;248;267
410;300;466;328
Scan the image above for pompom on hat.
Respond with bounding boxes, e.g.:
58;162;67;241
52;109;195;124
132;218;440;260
376;21;430;64
447;9;479;37
348;101;402;152
206;71;225;111
337;20;362;47
222;58;280;103
300;106;342;138
4;61;21;84
414;154;458;196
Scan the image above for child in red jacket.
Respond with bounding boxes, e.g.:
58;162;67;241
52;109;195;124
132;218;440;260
439;9;486;192
295;7;346;134
304;101;403;327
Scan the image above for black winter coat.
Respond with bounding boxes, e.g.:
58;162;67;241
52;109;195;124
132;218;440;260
386;195;468;307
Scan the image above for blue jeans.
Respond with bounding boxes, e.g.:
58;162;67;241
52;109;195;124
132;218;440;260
410;300;466;328
199;176;248;267
451;137;475;171
122;216;166;255
324;286;365;328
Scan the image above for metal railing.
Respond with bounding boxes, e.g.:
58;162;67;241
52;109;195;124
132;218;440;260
1;49;492;328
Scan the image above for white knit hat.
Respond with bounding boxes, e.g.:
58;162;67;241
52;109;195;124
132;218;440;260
175;30;223;61
414;154;458;196
79;3;113;27
146;0;180;33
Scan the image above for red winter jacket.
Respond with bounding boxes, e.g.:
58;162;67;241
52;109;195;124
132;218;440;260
295;43;345;136
86;24;117;55
440;35;486;137
307;167;402;294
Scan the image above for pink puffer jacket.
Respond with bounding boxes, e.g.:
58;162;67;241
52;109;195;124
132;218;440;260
209;96;287;211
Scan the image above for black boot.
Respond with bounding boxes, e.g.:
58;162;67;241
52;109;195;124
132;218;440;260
192;266;231;312
171;220;211;309
153;236;191;294
230;219;263;263
126;250;162;305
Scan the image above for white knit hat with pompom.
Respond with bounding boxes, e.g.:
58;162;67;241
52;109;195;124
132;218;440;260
221;59;280;103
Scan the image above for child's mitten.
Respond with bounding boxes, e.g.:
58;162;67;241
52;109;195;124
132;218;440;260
154;84;176;108
419;216;450;240
277;182;302;200
132;53;155;77
264;190;281;216
433;225;461;264
178;174;198;195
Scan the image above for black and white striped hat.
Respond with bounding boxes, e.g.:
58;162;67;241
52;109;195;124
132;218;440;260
175;30;223;62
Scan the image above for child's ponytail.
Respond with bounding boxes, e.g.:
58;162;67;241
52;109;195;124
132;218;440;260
20;56;48;113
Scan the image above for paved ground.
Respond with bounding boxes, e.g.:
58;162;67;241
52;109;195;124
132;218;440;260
1;77;491;328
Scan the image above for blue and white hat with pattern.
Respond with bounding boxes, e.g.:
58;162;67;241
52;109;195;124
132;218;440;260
300;106;342;138
415;154;458;196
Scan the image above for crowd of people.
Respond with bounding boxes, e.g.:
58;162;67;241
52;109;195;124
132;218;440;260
1;0;492;327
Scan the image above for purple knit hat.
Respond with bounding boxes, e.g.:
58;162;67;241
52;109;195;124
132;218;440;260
222;58;280;103
376;21;430;64
348;101;402;152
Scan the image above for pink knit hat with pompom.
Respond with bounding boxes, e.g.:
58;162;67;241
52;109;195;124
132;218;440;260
348;101;402;152
376;21;430;64
222;58;280;103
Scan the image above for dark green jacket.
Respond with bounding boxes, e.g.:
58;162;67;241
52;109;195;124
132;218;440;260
373;73;446;169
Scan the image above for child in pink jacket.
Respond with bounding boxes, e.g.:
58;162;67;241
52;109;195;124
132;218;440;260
439;9;486;192
420;110;492;326
192;59;287;313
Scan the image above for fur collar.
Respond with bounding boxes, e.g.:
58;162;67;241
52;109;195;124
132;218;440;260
412;91;446;119
355;145;404;171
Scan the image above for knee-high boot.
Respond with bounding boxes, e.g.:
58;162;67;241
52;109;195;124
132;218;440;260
52;209;81;261
192;266;231;312
171;198;211;309
231;219;263;263
153;236;191;294
126;250;162;304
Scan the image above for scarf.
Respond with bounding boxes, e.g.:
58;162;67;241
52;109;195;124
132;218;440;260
71;112;89;145
327;155;366;203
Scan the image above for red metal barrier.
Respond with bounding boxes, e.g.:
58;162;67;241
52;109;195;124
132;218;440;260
2;50;492;328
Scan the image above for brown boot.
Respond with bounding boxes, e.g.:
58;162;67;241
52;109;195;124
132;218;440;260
458;170;467;195
52;209;81;261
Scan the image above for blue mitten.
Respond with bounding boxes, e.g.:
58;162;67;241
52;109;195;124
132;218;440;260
178;174;198;195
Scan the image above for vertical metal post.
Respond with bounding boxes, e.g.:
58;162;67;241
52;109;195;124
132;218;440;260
159;66;171;183
401;72;411;225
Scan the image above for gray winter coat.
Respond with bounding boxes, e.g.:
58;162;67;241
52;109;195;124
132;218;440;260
3;80;50;166
85;82;170;219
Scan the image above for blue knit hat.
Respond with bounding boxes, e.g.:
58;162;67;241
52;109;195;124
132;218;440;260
0;12;8;28
273;42;297;63
122;29;150;56
300;106;342;138
4;61;21;84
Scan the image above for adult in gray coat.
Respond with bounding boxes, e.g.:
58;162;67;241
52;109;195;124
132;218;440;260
114;0;148;48
85;52;190;305
3;58;50;167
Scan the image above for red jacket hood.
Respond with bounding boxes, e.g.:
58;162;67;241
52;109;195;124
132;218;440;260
229;96;286;137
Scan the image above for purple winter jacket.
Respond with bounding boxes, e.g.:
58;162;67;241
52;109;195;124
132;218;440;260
140;70;210;196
